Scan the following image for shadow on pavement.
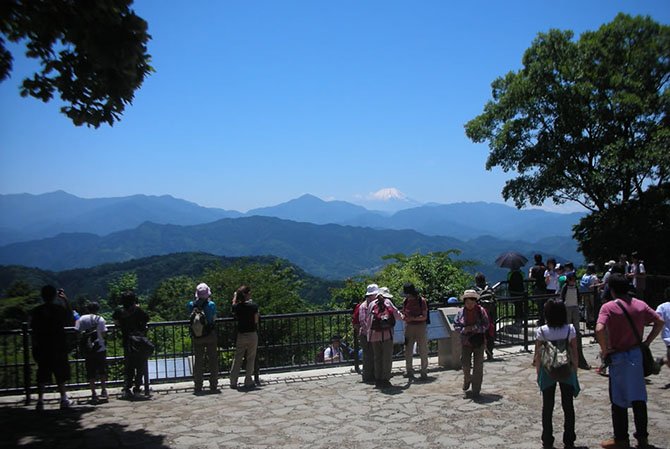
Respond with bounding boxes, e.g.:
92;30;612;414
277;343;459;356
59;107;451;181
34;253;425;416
472;393;503;404
1;406;170;449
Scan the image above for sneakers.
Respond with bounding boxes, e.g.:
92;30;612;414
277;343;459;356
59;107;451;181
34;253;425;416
120;389;134;400
99;389;109;401
59;398;74;409
35;400;44;411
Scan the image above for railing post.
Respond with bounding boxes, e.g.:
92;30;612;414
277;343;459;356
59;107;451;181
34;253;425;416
22;322;31;406
522;294;529;352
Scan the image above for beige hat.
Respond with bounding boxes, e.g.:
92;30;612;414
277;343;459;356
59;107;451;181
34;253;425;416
461;289;480;301
379;287;393;298
605;260;616;266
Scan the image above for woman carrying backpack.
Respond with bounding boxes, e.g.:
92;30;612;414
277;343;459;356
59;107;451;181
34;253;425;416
454;289;489;399
533;300;580;449
366;287;404;389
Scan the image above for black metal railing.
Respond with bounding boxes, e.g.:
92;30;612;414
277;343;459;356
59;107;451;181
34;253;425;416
1;280;660;402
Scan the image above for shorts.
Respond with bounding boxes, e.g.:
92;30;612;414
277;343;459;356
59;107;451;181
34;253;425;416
35;351;70;385
85;350;107;380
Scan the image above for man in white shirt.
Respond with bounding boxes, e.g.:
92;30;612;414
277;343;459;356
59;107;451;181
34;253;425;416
75;301;108;403
323;335;345;363
655;287;670;369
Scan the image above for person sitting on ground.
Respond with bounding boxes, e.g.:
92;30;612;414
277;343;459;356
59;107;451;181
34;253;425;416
533;300;580;449
30;286;75;411
454;289;489;399
75;301;108;404
323;335;345;363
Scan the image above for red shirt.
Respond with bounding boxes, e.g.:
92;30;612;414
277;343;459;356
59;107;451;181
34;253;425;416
597;298;660;352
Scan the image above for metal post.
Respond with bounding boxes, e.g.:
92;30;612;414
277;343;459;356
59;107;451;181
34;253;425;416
22;322;31;406
522;294;529;352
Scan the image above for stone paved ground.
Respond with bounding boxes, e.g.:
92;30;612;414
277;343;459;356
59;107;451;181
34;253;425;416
1;339;668;449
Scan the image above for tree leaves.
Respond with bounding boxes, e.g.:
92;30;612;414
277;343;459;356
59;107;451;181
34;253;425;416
1;0;153;127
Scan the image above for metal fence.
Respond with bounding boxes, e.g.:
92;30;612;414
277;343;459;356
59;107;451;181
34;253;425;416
3;282;661;401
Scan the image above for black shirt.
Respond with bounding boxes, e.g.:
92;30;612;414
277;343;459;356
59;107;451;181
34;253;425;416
112;305;149;345
232;302;258;333
30;302;75;356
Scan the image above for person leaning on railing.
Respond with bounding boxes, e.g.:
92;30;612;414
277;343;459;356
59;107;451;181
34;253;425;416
229;285;259;390
112;291;150;399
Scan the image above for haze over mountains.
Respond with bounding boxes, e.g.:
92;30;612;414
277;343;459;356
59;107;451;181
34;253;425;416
0;191;586;279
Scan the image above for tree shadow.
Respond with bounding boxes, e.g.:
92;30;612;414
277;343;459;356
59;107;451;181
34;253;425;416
1;406;170;449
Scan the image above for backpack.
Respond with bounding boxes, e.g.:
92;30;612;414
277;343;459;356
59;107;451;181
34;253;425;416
402;296;430;325
189;299;211;338
79;315;101;356
530;264;546;289
539;328;572;381
315;345;332;363
371;299;396;331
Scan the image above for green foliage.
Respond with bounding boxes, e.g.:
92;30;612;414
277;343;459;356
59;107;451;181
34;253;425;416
148;275;195;321
573;183;670;274
203;260;310;316
0;0;153;127
107;272;138;309
465;14;670;213
329;251;475;307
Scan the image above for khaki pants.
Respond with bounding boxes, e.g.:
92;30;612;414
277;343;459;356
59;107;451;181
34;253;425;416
405;323;428;376
461;343;485;394
372;339;394;382
192;331;219;390
230;332;258;387
360;334;375;382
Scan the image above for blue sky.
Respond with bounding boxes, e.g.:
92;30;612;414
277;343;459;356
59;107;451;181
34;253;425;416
1;1;668;212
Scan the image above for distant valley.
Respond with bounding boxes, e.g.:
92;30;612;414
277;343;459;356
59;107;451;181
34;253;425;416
0;191;586;280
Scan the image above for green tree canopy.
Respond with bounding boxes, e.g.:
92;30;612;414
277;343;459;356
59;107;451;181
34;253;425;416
465;13;669;213
0;0;152;127
329;251;474;309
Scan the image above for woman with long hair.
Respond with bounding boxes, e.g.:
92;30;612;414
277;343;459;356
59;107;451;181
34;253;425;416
533;300;580;449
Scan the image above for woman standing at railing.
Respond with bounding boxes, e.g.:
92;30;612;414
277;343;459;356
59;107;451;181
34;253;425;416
230;285;259;390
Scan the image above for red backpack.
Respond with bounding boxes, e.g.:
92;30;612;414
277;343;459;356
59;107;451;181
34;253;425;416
371;299;396;331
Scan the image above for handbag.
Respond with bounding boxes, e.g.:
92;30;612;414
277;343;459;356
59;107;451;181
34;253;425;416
615;300;660;377
128;334;155;358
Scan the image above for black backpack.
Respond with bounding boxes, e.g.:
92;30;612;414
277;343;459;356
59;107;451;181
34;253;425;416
79;315;101;356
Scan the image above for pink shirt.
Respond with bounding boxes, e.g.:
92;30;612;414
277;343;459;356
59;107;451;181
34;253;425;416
597;298;660;352
357;297;375;337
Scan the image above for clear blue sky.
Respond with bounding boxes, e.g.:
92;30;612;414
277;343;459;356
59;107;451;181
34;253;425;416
1;1;668;212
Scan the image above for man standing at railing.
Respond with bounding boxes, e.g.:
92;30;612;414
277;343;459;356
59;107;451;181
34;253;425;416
30;285;75;411
187;282;219;394
113;291;150;399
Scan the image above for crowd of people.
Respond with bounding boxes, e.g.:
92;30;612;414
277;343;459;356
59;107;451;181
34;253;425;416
26;256;670;448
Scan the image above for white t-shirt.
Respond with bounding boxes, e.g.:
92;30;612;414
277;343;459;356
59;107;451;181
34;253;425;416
75;314;108;352
655;302;670;346
323;346;343;362
536;324;576;342
545;269;559;292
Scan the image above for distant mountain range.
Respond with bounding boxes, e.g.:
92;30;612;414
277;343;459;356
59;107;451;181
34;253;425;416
0;191;584;244
0;191;242;245
0;215;583;280
0;191;586;280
